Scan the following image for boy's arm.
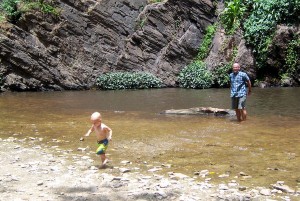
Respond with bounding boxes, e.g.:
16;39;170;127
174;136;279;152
106;127;112;141
84;126;94;137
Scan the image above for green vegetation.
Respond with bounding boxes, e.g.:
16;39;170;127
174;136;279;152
243;0;300;69
178;61;214;89
139;17;147;29
212;63;231;88
196;24;217;61
0;73;3;88
96;72;163;90
177;24;217;89
0;0;59;24
22;0;59;16
178;22;234;89
212;47;237;88
148;0;162;4
220;0;246;34
0;0;21;24
282;37;300;80
219;0;300;85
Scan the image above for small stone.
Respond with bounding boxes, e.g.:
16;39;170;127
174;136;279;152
120;160;131;164
260;189;271;196
119;168;130;173
37;181;44;186
218;174;229;178
169;173;189;180
159;180;170;188
90;166;98;170
228;182;238;187
239;186;247;191
241;175;252;180
148;167;162;172
205;178;212;182
161;164;171;168
272;184;295;193
77;147;86;151
156;190;167;198
219;184;229;190
239;172;248;176
112;177;122;181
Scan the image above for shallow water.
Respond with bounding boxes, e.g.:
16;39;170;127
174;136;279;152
0;88;299;188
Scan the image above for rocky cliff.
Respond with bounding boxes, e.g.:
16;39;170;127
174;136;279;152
0;0;217;91
1;0;298;91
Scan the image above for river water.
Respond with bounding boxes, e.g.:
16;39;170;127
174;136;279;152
0;88;299;189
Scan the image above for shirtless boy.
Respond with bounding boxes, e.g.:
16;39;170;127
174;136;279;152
85;112;112;167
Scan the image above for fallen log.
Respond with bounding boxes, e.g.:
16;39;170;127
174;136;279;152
160;107;235;117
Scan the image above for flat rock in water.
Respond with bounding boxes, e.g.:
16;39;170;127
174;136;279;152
161;107;235;117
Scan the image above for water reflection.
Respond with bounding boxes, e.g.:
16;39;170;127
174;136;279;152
0;88;299;188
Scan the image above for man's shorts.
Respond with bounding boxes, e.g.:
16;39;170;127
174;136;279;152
96;139;109;155
231;96;247;109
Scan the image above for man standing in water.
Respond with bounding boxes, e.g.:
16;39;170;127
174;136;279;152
230;63;252;121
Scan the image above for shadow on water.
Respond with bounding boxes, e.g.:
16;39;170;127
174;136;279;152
0;88;299;188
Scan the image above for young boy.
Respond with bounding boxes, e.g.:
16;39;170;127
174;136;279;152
84;112;112;167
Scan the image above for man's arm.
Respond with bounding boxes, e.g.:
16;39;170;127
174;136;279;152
247;79;252;95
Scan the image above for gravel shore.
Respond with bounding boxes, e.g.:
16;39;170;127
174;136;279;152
0;137;299;201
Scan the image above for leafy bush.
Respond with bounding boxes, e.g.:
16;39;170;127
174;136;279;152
178;61;214;89
196;24;217;61
22;0;59;16
96;72;163;90
0;0;60;23
212;63;232;88
282;37;300;81
0;0;21;23
220;0;246;34
243;0;300;69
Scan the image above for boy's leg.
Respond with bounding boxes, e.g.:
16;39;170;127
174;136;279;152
100;154;108;166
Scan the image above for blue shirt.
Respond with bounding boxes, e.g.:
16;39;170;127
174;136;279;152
230;71;250;97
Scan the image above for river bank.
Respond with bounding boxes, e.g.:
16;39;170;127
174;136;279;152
1;136;299;201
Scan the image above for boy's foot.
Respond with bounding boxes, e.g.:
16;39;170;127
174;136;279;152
102;158;108;166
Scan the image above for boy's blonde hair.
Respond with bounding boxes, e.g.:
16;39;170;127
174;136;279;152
91;112;101;121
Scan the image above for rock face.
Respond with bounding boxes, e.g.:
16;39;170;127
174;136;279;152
0;0;216;91
265;25;300;86
204;28;256;81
